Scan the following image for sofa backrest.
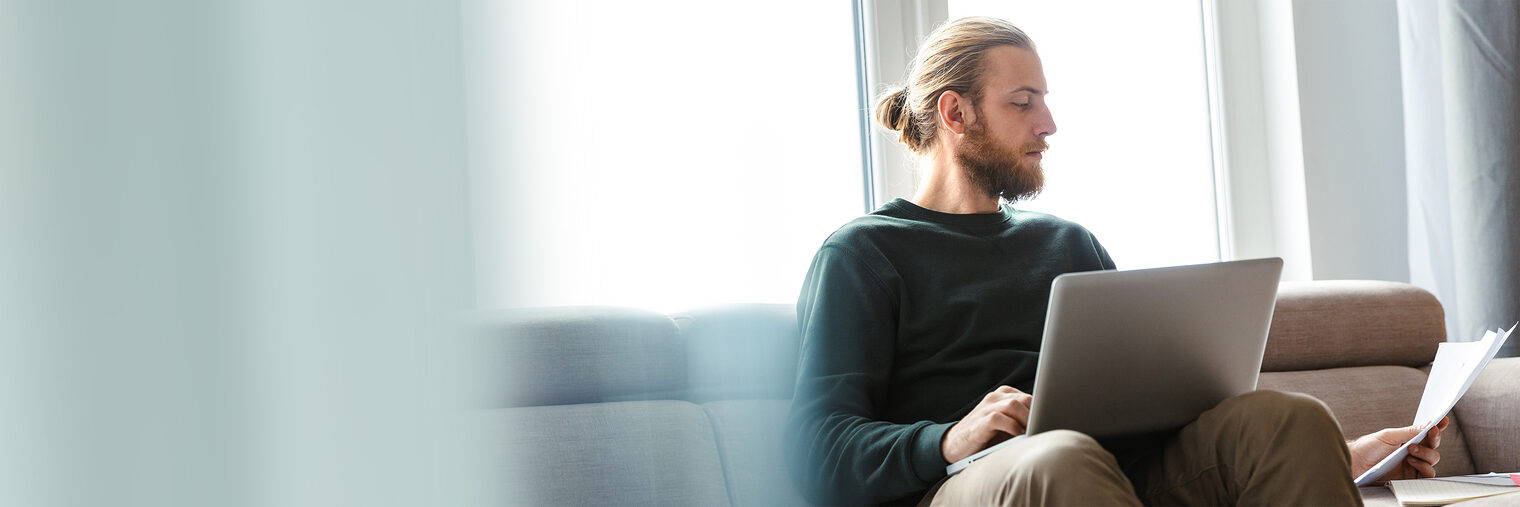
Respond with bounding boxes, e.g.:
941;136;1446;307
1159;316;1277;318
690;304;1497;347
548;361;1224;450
1264;280;1445;372
490;281;1453;407
672;303;798;403
483;304;800;408
487;306;687;407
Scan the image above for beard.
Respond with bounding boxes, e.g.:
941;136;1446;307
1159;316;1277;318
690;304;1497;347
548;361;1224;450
954;117;1047;204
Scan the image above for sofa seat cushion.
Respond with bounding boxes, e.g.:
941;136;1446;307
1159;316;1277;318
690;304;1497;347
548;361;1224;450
702;399;807;507
481;400;730;506
1259;365;1475;476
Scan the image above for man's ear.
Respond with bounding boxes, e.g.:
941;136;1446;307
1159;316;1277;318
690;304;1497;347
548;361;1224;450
936;90;975;135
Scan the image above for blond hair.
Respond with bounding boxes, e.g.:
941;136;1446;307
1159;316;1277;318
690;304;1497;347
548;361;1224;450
874;17;1034;154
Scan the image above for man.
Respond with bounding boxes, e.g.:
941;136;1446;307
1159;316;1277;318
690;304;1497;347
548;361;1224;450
784;16;1448;506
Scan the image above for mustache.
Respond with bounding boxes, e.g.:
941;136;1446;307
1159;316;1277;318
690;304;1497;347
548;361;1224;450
1021;140;1050;153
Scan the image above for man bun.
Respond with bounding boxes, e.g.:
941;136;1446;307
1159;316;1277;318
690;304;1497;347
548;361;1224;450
873;87;924;152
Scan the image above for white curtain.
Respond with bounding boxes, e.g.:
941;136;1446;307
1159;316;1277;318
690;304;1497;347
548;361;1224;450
1398;0;1520;354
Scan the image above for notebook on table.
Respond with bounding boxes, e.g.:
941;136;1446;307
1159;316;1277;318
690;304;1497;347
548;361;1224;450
1388;473;1520;506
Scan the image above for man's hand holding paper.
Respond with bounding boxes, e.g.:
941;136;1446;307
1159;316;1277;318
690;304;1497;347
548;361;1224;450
1351;323;1515;486
1350;416;1449;482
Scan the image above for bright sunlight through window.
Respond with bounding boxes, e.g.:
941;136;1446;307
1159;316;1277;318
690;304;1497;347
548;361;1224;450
488;2;864;312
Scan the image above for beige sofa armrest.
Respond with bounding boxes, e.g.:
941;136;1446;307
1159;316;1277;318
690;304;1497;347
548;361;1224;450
1452;356;1520;473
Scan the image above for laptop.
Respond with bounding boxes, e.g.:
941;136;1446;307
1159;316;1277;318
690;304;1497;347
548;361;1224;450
947;257;1283;475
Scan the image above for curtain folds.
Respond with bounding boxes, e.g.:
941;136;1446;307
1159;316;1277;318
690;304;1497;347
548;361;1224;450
1399;0;1520;354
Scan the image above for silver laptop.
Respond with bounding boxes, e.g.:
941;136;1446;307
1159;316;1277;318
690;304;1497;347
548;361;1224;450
947;257;1283;475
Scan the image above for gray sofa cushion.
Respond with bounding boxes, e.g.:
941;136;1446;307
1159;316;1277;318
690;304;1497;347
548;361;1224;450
485;400;730;506
702;400;807;507
673;304;798;402
485;306;685;407
1259;365;1476;476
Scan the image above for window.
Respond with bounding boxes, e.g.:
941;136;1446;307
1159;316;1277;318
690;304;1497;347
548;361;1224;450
482;2;1227;311
478;2;865;311
944;1;1222;269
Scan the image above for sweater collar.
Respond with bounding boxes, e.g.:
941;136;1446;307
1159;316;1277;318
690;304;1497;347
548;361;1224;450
879;198;1012;227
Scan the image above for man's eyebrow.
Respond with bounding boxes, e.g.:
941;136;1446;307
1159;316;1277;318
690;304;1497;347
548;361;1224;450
1007;86;1046;95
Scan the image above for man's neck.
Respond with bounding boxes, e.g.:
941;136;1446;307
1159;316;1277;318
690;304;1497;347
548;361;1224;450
909;149;1001;214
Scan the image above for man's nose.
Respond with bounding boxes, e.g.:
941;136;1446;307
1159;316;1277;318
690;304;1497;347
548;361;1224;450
1037;105;1057;137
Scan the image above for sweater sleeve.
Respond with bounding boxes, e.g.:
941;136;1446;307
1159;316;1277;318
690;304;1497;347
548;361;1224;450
783;244;954;505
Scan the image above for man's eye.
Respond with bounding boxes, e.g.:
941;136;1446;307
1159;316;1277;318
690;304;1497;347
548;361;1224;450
1013;102;1030;108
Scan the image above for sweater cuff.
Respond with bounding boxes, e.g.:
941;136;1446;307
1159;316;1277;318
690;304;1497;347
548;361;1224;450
911;421;956;483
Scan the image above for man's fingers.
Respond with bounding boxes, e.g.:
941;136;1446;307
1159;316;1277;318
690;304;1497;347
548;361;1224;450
985;411;1027;437
1403;445;1441;479
1406;456;1437;478
990;386;1023;397
1006;396;1032;420
1428;416;1449;448
983;389;1031;407
1409;444;1440;466
1377;425;1422;445
983;386;1025;403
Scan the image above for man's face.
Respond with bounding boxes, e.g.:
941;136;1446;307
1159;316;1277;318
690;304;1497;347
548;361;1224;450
954;45;1057;203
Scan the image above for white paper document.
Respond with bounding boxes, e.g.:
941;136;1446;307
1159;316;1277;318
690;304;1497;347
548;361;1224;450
1433;473;1520;487
1354;323;1515;486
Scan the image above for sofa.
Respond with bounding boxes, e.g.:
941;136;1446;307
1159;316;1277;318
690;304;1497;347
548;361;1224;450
480;280;1520;506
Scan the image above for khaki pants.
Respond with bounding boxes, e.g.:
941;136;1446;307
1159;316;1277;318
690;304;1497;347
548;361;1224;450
921;390;1363;506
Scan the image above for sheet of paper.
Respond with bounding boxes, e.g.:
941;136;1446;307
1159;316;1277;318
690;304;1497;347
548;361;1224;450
1413;340;1486;426
1454;326;1514;403
1354;324;1514;487
1432;473;1520;487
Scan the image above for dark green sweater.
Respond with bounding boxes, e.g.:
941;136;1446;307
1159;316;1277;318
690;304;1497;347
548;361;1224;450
783;198;1115;505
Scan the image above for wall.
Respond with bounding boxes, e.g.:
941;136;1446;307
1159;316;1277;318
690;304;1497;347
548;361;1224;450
1215;0;1410;283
